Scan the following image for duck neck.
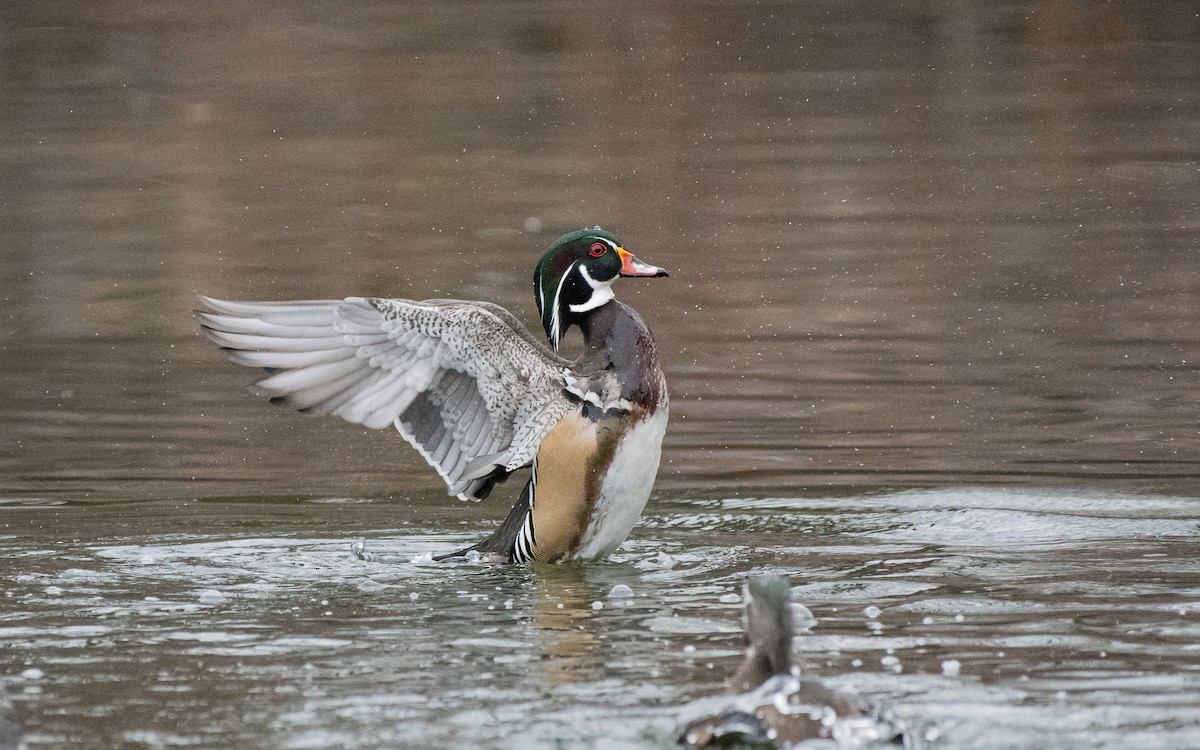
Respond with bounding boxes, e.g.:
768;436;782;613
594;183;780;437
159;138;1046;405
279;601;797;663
574;300;664;410
577;300;620;356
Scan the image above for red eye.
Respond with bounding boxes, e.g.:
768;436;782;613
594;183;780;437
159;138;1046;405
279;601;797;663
589;242;607;257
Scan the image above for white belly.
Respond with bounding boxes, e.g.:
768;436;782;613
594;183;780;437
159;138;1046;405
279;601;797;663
573;405;669;559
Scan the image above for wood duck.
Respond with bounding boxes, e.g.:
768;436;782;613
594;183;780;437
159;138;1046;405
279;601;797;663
198;228;669;563
678;575;911;748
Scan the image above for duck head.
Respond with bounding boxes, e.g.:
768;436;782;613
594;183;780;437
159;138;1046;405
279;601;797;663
533;227;667;351
730;574;795;692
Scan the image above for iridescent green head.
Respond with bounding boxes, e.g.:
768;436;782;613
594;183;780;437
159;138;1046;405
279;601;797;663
533;227;667;351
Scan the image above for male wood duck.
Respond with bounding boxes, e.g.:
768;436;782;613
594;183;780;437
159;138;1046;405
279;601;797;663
198;228;669;564
678;575;912;748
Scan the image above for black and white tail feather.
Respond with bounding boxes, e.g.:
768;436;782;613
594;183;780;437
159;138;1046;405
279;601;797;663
509;458;539;563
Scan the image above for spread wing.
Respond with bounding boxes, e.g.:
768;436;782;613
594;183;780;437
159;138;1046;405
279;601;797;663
198;296;576;501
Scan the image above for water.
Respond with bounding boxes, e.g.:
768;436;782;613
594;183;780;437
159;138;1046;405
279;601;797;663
4;490;1199;748
3;1;1199;748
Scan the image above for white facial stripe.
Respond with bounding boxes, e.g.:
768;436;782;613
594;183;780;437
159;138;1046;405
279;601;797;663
537;270;546;318
549;260;577;351
568;264;615;314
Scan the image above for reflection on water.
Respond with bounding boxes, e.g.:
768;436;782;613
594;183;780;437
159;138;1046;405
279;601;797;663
2;0;1199;748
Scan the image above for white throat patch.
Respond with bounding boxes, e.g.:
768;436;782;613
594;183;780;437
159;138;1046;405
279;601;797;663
568;264;615;314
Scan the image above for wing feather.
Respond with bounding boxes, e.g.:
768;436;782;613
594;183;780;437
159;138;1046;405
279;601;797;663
253;357;367;395
198;295;574;501
225;348;349;369
265;368;376;412
207;330;348;352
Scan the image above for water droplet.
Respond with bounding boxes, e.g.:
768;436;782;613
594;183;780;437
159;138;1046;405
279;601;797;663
198;590;226;605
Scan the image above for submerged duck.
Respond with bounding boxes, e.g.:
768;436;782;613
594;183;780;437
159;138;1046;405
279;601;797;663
678;575;912;749
199;228;669;563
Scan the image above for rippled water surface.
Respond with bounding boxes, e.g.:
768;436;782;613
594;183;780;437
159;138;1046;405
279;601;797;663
3;0;1199;748
4;490;1200;749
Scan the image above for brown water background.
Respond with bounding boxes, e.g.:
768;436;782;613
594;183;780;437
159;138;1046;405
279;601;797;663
2;2;1199;748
